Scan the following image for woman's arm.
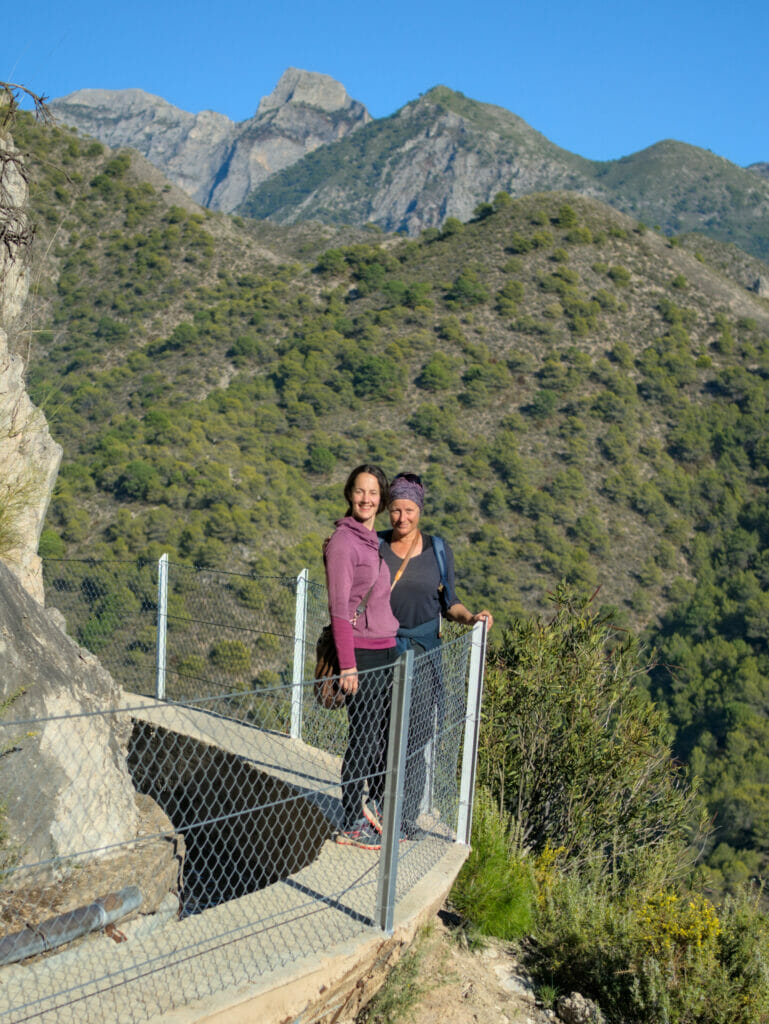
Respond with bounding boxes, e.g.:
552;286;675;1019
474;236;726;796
446;602;494;631
324;531;359;688
438;539;492;630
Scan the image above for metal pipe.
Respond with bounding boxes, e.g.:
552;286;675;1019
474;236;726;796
0;885;143;966
155;552;169;699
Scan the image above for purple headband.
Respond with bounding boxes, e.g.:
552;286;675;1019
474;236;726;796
389;476;425;509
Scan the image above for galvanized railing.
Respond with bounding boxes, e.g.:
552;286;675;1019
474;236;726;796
0;558;486;1022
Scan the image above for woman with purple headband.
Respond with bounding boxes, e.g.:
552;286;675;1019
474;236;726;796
373;472;492;838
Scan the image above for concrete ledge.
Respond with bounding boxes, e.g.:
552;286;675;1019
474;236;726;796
0;697;469;1023
147;842;469;1024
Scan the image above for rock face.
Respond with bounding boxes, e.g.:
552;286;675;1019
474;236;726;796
0;561;182;920
0;560;138;877
241;92;595;234
0;127;181;924
0;132;62;604
49;88;236;205
51;68;370;212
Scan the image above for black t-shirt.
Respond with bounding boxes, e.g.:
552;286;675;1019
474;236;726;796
379;531;459;629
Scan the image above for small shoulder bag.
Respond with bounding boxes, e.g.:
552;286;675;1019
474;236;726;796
314;574;379;710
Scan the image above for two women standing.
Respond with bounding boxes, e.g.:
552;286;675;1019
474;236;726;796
323;464;492;849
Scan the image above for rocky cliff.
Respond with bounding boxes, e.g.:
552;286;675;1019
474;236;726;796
0;120;179;923
0;130;61;604
51;68;370;212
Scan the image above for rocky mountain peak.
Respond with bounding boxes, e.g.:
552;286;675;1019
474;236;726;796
51;69;369;212
257;67;358;114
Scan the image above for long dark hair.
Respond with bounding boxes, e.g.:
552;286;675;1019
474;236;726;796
343;464;389;516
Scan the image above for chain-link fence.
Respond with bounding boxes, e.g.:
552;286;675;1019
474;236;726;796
0;559;486;1022
42;557;328;711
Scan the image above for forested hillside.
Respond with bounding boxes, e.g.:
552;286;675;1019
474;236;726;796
12;112;769;885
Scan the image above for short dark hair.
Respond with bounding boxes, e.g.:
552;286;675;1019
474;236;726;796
392;472;422;486
343;464;389;515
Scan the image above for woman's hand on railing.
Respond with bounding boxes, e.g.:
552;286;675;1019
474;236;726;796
447;602;493;632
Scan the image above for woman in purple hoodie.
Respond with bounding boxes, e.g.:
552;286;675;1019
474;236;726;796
324;464;399;849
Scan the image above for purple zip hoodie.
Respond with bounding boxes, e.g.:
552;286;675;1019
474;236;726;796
324;516;398;670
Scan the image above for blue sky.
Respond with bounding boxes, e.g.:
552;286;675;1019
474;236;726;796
3;0;767;168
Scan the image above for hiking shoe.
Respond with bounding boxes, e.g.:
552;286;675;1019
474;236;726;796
334;819;382;850
362;797;384;834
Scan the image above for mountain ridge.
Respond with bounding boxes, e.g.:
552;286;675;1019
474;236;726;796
50;72;769;258
50;69;370;211
240;87;769;259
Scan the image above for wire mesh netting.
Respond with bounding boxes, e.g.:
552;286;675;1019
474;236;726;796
160;563;327;704
42;559;328;707
0;559;484;1022
43;559;160;694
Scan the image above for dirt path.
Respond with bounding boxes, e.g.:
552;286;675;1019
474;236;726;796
359;911;556;1024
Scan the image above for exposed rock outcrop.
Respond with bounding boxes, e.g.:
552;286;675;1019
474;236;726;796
49;88;236;205
257;67;357;115
51;68;370;212
747;161;769;181
0;561;138;876
0;125;181;925
0;132;62;604
556;991;606;1024
242;96;596;235
0;561;182;920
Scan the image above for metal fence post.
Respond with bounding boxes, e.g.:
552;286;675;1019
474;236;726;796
155;553;169;700
456;621;487;846
376;648;413;935
291;568;309;740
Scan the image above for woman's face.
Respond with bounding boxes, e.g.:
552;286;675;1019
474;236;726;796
350;472;381;528
389;500;421;540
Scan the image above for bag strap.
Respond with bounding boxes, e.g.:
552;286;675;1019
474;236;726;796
390;529;421;593
351;552;383;624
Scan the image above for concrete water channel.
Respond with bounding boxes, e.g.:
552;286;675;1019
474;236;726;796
0;693;471;1024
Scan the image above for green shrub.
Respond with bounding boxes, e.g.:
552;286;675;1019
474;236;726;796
38;529;66;559
555;204;578;227
307;445;336;474
608;265;631;286
446;269;489;307
209;639;251;675
451;789;535;940
533;865;769;1024
416;352;458;391
479;585;698;869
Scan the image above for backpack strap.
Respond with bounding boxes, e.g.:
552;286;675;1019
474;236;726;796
432;535;450;611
